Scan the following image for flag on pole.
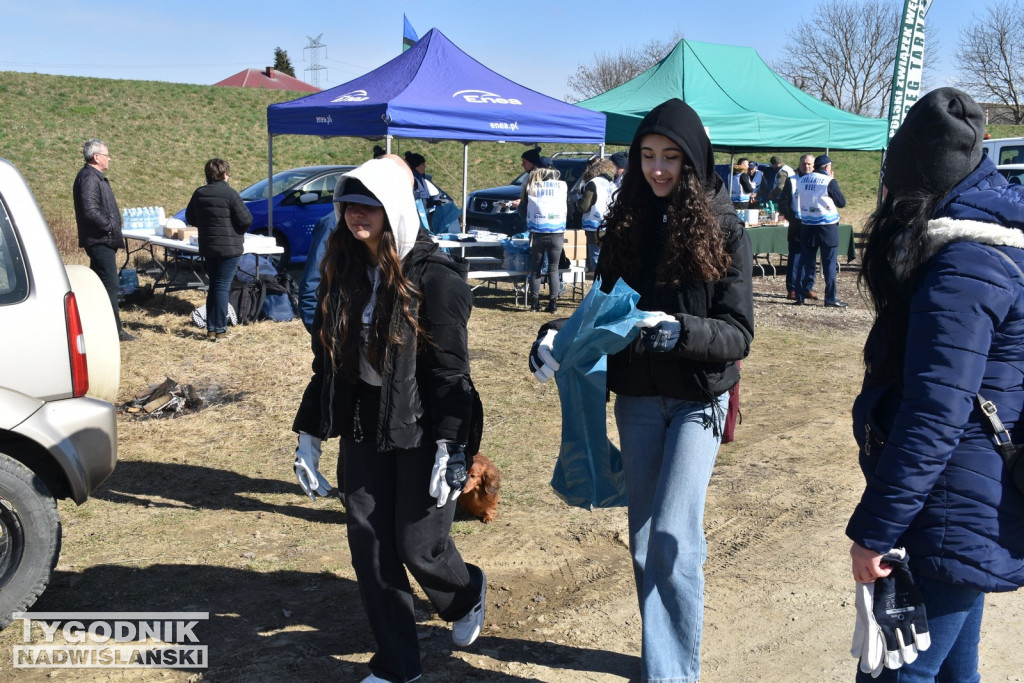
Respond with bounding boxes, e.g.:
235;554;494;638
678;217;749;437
403;14;418;52
887;0;932;142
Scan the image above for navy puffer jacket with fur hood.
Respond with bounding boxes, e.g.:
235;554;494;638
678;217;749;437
846;156;1024;592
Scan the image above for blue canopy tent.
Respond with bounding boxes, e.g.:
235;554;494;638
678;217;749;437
266;28;606;228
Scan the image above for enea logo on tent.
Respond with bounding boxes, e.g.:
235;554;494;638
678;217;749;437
332;90;370;103
453;90;522;106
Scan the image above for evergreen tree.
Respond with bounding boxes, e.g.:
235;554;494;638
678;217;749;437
273;47;295;77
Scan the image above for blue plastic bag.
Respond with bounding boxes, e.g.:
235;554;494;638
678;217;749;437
549;277;649;509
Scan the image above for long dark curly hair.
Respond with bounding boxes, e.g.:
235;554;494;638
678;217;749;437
599;157;730;287
859;189;942;381
316;205;423;382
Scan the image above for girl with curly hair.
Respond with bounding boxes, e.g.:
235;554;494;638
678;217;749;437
596;98;754;682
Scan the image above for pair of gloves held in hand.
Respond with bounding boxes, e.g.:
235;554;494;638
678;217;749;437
528;311;683;383
294;433;467;509
852;548;931;678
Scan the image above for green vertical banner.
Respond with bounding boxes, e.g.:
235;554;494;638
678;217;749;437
403;14;418;53
887;0;932;142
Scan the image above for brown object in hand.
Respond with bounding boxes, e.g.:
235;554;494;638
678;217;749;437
458;453;500;523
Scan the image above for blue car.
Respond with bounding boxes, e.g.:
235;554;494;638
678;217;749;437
175;165;354;266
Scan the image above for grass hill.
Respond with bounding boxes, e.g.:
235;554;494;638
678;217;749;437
3;70;1022;259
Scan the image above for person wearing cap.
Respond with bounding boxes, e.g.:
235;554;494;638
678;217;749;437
184;158;253;341
610;150;629;187
846;87;1024;681
793;153;847;307
291;156;487;683
403;150;442;215
530;97;753;682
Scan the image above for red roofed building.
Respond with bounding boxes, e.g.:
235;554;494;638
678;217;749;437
214;67;320;93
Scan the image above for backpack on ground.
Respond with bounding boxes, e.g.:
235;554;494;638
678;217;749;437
260;271;299;322
229;277;267;325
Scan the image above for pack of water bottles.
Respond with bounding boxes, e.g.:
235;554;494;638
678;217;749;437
122;206;165;235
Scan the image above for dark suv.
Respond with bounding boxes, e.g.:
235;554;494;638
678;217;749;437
464;152;598;235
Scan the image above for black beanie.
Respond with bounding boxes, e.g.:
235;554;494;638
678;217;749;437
883;87;986;195
630;98;716;185
404;152;425;169
521;147;542;167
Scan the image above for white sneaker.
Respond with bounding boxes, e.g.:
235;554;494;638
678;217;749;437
452;570;486;647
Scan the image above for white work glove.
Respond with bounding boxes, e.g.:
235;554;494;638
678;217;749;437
634;311;677;328
851;548;930;677
851;580;886;678
429;439;468;507
528;329;560;383
294;432;332;501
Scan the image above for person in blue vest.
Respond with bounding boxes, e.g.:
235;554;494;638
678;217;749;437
777;154;817;300
847;87;1024;681
730;157;753;209
746;160;763;208
576;157;616;273
518;166;568;312
793;154;847;307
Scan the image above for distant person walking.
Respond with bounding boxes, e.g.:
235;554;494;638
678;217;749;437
72;138;134;341
185;158;253;341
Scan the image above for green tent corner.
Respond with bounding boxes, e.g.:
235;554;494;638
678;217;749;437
577;39;888;152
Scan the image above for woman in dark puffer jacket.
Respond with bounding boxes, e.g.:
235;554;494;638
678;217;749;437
185;158;252;340
847;88;1024;681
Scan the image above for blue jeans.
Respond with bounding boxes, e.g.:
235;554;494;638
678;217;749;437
614;392;728;683
856;575;984;683
786;237;810;294
204;255;240;333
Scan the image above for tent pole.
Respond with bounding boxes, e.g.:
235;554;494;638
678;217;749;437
386;135;392;154
462;142;469;230
267;134;274;237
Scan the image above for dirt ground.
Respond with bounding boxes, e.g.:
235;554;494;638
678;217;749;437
2;263;1022;682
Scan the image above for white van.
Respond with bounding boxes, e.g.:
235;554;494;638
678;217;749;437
982;136;1024;165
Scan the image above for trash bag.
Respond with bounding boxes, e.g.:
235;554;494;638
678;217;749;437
549;277;649;509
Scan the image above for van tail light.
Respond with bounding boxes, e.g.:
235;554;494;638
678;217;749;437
64;291;89;398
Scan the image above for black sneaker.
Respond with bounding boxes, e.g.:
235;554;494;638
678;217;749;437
824;300;849;308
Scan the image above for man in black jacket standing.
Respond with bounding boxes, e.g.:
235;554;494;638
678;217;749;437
73;139;134;341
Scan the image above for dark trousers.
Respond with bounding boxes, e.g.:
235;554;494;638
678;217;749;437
85;243;123;332
529;231;565;303
785;237;810;294
203;255;240;333
798;224;839;303
343;437;483;682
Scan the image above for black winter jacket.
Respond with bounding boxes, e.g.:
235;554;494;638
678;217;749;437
185;180;253;259
292;231;475;451
73;165;123;249
597;178;754;402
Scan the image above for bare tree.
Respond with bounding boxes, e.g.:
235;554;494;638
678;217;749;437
955;1;1024;124
566;34;681;102
774;0;901;117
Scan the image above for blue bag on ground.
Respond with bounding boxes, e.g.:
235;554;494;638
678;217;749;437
549;277;649;509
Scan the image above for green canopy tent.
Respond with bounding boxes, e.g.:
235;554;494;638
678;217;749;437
577;39;888;152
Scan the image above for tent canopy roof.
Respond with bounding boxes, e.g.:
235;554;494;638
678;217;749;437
578;39;888;152
267;28;605;145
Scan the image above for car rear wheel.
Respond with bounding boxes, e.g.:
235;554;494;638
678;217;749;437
0;453;61;629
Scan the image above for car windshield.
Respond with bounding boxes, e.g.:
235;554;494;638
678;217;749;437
239;169;326;202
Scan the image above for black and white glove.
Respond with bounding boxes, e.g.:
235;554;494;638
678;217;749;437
529;329;560;382
634;312;681;353
429;440;468;507
851;548;930;677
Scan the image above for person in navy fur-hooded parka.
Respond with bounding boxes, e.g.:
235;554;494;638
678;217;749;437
847;88;1024;682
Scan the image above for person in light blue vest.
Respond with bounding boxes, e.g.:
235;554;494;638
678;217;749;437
519;167;567;312
794;154;847;307
577;157;616;273
730;158;753;208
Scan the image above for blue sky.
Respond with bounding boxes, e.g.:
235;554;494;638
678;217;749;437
0;1;977;101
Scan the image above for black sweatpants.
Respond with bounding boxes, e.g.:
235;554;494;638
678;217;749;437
343;435;483;682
